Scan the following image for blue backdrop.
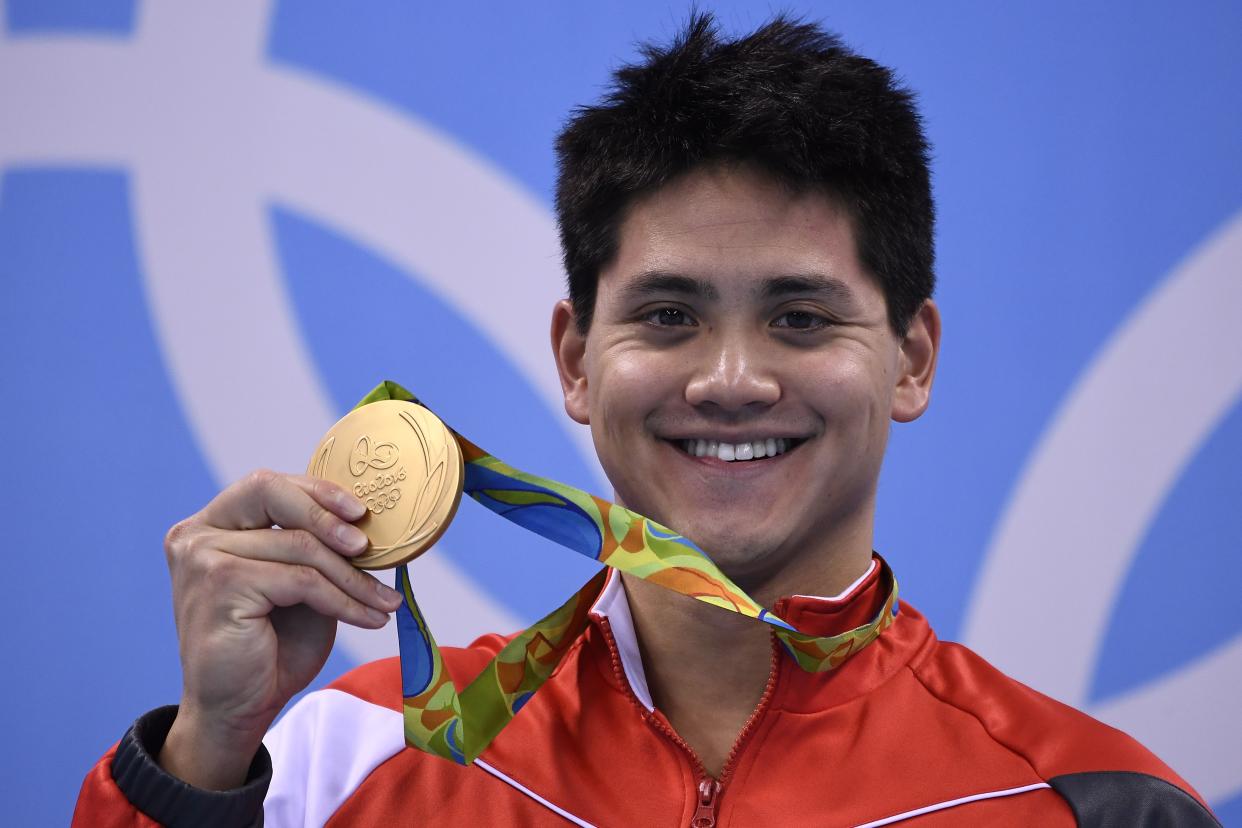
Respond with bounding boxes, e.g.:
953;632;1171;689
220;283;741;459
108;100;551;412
1;2;1239;824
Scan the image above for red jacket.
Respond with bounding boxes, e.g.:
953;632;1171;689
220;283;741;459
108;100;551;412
75;562;1218;826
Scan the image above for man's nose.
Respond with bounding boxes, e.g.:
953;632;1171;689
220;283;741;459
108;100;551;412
684;336;781;411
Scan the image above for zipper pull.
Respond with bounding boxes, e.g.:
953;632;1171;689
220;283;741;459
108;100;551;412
690;778;721;827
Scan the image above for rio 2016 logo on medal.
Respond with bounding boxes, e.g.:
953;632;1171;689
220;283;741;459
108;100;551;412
308;401;465;570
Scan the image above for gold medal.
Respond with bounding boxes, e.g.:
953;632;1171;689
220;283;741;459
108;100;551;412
307;400;464;569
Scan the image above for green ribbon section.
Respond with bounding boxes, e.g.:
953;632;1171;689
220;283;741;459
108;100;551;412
355;381;898;765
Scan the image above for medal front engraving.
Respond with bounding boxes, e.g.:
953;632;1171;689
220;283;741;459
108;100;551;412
349;436;408;515
307;400;464;569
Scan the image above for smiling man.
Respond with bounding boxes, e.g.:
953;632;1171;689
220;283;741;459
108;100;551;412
76;13;1218;828
548;161;937;781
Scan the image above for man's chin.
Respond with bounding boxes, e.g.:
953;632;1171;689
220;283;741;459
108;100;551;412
678;528;787;580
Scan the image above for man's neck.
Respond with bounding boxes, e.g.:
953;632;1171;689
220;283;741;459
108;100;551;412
619;538;874;778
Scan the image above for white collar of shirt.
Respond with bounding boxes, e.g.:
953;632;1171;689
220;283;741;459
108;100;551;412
588;558;878;712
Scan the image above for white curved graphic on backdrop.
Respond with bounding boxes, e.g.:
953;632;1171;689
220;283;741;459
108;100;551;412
964;212;1242;802
0;0;607;652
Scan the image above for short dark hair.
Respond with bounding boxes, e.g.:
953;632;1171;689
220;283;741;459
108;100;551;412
554;12;934;336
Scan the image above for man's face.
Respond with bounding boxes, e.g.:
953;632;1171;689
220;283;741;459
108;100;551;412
553;164;937;588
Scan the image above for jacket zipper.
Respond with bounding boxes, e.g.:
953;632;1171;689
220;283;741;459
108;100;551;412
716;635;782;788
597;616;783;828
691;778;721;828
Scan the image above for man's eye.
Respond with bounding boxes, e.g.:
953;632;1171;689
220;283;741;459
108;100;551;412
773;311;827;331
645;307;695;326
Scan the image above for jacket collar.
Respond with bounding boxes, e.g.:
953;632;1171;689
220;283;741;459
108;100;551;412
587;563;657;710
586;556;928;714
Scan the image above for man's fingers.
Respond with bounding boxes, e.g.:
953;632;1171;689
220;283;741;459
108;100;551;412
219;528;403;613
247;558;392;629
285;474;367;522
202;470;369;557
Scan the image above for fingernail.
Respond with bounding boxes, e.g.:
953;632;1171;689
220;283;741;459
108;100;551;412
376;582;403;607
366;607;389;626
339;494;366;519
336;523;368;551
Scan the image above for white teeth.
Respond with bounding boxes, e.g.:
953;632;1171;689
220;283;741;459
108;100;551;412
677;437;799;462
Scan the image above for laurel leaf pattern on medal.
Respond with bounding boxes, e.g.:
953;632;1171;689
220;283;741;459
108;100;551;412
393;408;450;549
308;435;335;479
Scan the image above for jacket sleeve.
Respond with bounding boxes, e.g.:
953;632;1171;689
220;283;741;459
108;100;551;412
1049;771;1221;827
72;706;272;828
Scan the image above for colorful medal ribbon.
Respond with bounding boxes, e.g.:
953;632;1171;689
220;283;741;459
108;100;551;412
355;381;898;765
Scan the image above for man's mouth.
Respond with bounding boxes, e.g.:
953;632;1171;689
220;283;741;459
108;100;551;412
669;437;806;463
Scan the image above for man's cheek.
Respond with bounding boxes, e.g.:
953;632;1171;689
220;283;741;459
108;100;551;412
819;362;881;423
591;387;637;449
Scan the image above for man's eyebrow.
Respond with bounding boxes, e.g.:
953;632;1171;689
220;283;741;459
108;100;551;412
759;274;861;308
620;271;720;301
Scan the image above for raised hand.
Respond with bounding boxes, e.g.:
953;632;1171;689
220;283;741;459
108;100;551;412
156;470;403;790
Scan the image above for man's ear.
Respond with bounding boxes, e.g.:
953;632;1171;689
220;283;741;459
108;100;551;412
551;299;591;425
891;298;941;423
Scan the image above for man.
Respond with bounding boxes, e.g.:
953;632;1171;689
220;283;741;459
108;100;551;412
75;14;1219;827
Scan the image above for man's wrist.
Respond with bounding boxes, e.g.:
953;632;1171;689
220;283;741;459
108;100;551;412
111;706;271;828
158;707;267;791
